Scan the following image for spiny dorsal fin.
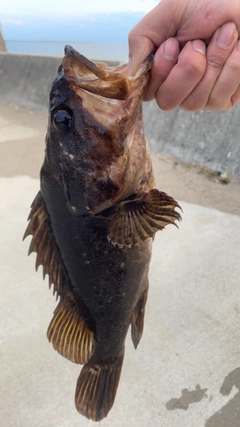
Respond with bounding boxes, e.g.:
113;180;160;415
131;282;149;349
23;192;65;298
75;353;124;421
107;189;182;247
47;293;94;364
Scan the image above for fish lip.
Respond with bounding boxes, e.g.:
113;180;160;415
64;45;106;79
61;45;152;101
64;44;153;77
64;45;75;57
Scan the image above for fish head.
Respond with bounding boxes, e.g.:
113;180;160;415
43;45;152;215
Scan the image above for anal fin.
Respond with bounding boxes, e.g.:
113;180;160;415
131;282;149;349
107;189;182;247
75;353;124;421
47;293;94;364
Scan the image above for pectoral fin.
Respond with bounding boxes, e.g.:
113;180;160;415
107;189;182;247
23;192;65;298
47;293;94;364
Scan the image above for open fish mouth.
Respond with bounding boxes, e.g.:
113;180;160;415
60;45;152;101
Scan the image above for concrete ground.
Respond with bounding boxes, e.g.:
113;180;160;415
1;99;240;427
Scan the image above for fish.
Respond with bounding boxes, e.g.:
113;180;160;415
23;45;181;422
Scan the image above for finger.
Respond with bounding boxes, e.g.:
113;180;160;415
126;33;155;76
206;40;240;110
144;38;179;102
155;40;206;111
181;22;238;111
127;0;187;76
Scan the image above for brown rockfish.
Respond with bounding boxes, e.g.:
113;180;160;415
24;46;181;422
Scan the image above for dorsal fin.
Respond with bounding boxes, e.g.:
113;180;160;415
107;189;182;247
23;192;65;299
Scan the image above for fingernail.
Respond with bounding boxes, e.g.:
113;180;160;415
163;38;179;61
192;40;206;55
217;22;237;48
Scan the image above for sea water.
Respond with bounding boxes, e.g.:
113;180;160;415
5;40;128;61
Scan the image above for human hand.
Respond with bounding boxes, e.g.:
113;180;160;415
127;0;240;111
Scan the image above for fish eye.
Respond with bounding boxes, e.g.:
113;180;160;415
53;107;73;131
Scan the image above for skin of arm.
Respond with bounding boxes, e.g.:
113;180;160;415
127;0;240;111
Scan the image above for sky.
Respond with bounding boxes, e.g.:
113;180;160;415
0;0;159;52
1;0;159;19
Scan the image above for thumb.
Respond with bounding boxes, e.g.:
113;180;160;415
126;33;155;76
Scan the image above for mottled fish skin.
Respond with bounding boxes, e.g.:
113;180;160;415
24;45;181;422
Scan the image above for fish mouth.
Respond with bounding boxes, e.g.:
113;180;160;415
61;45;152;101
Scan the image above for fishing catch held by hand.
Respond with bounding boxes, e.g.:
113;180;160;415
24;45;181;421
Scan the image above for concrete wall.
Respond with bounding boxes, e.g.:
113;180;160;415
0;52;239;175
0;52;121;111
0;53;61;110
143;102;240;176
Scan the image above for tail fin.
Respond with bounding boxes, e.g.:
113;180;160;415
75;353;124;421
